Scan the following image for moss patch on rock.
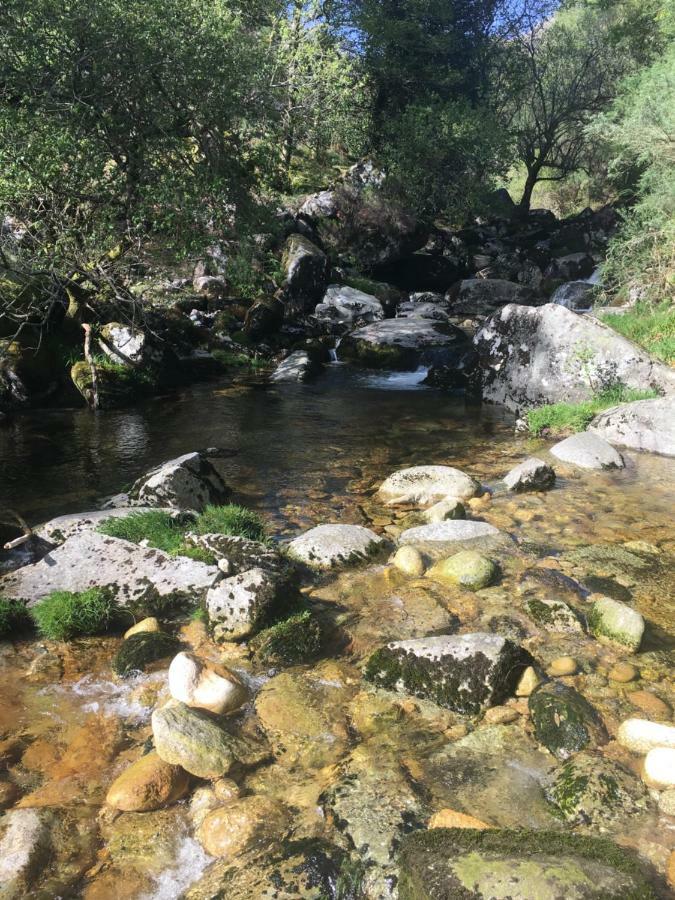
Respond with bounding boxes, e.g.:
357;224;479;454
249;610;322;666
529;682;608;760
112;632;180;677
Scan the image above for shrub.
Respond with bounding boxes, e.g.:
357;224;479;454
0;598;32;639
193;504;268;543
527;385;659;436
31;588;119;640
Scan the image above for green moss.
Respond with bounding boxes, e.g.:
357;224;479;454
529;682;607;760
549;762;591;818
31;588;120;640
342;276;400;306
0;597;32;639
211;348;268;371
71;356;159;409
249;610;322;665
526;385;659;436
112;632;180;677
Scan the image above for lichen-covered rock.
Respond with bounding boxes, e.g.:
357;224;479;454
588;595;645;651
524;596;583;633
426;551;497;591
185;533;282;575
378;465;480;506
589;397;675;457
547;753;653;827
287;524;385;570
152;703;269;779
105;751;190;812
249;610;322;666
129;451;230;511
197;796;290;859
550;432;625;470
529;682;608;760
282;234;328;316
339;315;473;370
503;457;556;492
35;507;172;545
0;531;219;613
98;322;162;368
314;284;384;329
112;632;180;677
365;633;533;714
71;359;151;409
168;651;247;715
398;828;657;900
206;566;283;641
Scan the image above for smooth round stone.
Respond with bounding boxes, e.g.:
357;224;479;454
515;666;541;697
608;662;638;684
124;617;161;639
197;796;289;859
392;546;426;577
426;550;497;591
617;719;675;754
105;752;190;812
658;788;675;817
428;808;493;830
643;747;675;789
548;656;578;677
629;690;671;721
168;652;247;716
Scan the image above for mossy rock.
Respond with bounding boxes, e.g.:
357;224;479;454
529;681;608;760
249;610;322;666
427;551;497;591
524;596;583;633
113;632;180;677
398;828;657;899
71;360;156;409
342;276;402;308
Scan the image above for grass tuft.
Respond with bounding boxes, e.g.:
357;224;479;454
526;385;659;436
0;598;32;639
31;588;119;640
193;504;268;543
601;302;675;365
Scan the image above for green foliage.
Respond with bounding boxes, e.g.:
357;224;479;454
0;598;32;639
601;303;675;363
31;588;119;640
193;504;268;543
526;385;659;436
211;349;269;371
98;510;215;563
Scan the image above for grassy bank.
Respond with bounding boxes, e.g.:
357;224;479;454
527;386;659;436
600;302;675;365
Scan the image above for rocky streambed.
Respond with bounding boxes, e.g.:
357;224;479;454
0;370;674;900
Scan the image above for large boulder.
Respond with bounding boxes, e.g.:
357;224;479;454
446;279;536;316
589;397;675;457
550;432;624;470
473;303;675;412
243;298;284;340
378;465;480;506
364;633;533;714
339;313;473;370
313;284;384;330
0;530;219;613
398;829;657;900
128;451;230;511
98;322;164;368
35;507;172;545
287;523;385;570
281;234;327;316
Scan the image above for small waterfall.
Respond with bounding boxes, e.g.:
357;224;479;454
359;365;430;390
329;336;343;363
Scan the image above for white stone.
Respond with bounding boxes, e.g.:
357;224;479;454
206;567;280;641
270;351;317;383
392;546;425;577
378;465;480;506
550;432;624;470
0;809;49;896
503;458;555;492
287;524;384;569
399;520;499;545
643;747;675;790
616;719;675;755
314;284;383;327
168;652;247;716
422;498;465;523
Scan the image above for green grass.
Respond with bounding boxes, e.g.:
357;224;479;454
98;504;268;557
601;302;675;365
31;588;119;640
211;349;268;371
527;386;659;436
0;598;32;639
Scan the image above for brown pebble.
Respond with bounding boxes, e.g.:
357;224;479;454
629;690;671;721
668;850;675;891
548;656;577;677
608;662;638;683
428;808;493;830
484;706;520;725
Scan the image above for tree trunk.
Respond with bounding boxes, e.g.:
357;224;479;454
518;165;540;214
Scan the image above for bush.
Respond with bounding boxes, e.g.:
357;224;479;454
526;385;659;436
193;504;268;543
31;588;119;640
0;598;32;639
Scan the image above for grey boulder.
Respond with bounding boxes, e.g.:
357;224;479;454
446;278;536;316
313;284;384;328
589;397;675;457
287;523;385;570
129;451;230;511
503;457;555;492
35;507;173;545
281;234;327;315
550;432;624;469
378;465;480;506
399;520;500;545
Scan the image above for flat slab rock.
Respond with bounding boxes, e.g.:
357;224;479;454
378;465;480;506
270;351;319;383
589;397;675;457
550;432;624;469
345;316;466;351
35;507;173;545
365;633;533;714
0;530;219;611
399;520;500;545
287;524;385;569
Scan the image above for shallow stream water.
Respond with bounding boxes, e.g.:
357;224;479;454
1;367;674;898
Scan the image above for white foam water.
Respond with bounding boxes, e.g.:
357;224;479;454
143;831;214;900
51;671;165;723
358;365;430;390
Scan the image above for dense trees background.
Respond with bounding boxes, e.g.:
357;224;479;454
0;0;673;327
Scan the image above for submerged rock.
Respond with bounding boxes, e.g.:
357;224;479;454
152;703;269;778
398;828;657;899
129;451;230;511
426;551;497;591
378;465;480;506
112;632;180;677
197;796;290;859
392;546;426;577
589;397;675;457
399;520;500;546
588;595;644;651
529;682;608;760
168;652;247;715
503;457;555;492
365;633;532;714
550;432;625;470
287;524;385;570
105;751;190;812
0;808;51;899
249;610;322;666
524;596;583;633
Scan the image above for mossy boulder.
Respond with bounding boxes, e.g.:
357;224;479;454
338;335;414;369
71;359;156;409
426;551;497;591
547;753;654;827
529;682;608;760
587;595;645;651
249;610;322;665
364;633;533;714
524;596;583;633
112;632;180;677
398;828;657;899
